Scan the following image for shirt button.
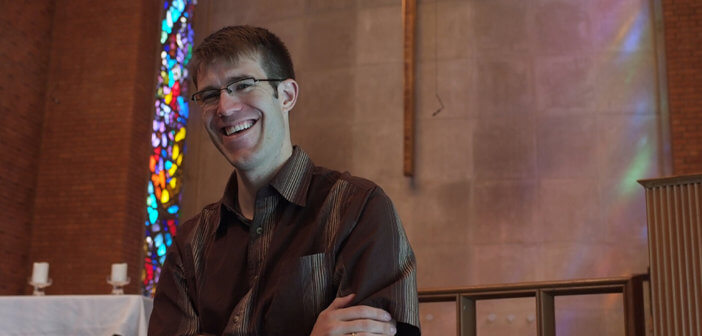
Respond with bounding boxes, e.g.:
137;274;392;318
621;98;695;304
256;227;263;235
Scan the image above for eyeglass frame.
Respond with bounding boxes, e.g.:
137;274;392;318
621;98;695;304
190;77;286;106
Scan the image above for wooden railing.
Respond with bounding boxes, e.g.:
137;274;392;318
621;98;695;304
418;274;649;336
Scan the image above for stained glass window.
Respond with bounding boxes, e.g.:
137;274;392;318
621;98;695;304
143;0;195;297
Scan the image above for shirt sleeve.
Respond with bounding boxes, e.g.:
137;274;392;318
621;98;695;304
335;187;421;335
148;239;201;336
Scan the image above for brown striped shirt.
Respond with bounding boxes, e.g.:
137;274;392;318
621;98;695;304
149;147;420;335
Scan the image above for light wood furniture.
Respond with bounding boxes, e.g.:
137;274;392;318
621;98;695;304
640;174;702;336
419;274;648;336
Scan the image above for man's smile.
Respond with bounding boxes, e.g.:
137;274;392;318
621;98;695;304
222;119;258;136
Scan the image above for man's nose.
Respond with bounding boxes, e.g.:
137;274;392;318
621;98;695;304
217;90;243;116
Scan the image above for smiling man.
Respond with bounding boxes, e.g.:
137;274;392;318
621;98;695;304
148;26;420;336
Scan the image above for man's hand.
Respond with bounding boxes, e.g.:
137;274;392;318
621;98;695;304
310;294;397;336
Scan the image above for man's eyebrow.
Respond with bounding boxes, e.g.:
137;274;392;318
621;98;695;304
199;75;252;91
224;75;253;84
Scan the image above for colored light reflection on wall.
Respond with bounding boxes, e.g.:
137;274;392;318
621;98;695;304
143;0;195;297
557;2;657;334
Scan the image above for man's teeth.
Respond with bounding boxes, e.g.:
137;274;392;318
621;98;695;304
224;120;254;136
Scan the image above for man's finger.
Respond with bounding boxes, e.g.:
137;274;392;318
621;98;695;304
326;293;356;310
332;305;392;322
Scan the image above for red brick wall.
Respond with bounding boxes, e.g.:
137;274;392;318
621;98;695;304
662;0;702;174
27;0;160;295
0;1;160;295
0;1;55;295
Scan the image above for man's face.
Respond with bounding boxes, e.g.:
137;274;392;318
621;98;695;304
196;56;295;173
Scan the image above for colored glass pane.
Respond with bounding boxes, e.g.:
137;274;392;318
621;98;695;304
143;0;195;297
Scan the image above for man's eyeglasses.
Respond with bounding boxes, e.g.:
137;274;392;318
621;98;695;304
190;77;284;107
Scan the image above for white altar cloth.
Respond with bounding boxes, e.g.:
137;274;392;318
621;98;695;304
0;295;153;336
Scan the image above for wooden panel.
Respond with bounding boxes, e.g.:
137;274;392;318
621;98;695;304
402;0;416;176
640;175;702;336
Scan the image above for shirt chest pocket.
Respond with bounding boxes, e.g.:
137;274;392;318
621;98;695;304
263;252;334;334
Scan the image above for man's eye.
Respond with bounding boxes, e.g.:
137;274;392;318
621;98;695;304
201;91;219;103
234;81;254;91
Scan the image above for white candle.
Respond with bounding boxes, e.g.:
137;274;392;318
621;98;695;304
111;263;128;282
32;262;49;284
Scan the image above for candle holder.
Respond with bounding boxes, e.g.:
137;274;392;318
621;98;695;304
107;277;130;295
28;279;52;296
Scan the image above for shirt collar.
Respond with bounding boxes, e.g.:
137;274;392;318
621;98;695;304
269;146;314;207
220;146;314;214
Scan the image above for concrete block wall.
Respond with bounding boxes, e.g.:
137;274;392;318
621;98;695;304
185;0;662;285
181;0;671;334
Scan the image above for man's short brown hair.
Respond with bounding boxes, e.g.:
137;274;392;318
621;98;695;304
190;25;295;90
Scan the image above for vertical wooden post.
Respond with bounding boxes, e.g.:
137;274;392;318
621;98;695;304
625;274;648;336
402;0;416;176
537;290;556;336
458;295;477;336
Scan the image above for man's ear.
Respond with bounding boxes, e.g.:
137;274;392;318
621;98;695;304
277;79;299;113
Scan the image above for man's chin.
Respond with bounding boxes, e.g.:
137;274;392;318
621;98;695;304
225;151;260;171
